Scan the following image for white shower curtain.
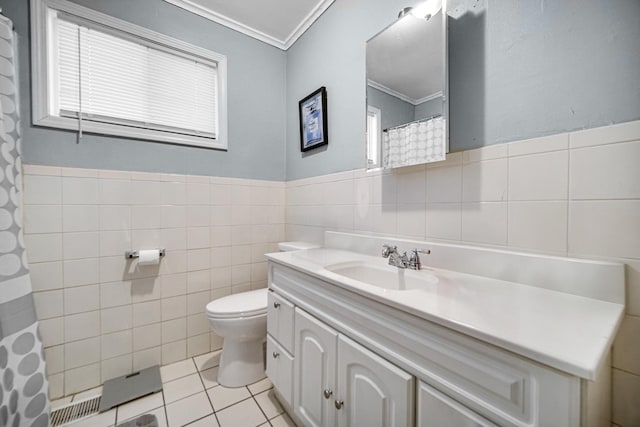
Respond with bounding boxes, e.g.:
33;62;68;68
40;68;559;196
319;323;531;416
382;115;446;168
0;13;51;427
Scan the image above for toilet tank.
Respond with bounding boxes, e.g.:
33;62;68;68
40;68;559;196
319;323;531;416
277;241;320;252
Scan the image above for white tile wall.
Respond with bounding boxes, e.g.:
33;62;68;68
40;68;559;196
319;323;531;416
22;121;640;425
570;140;640;200
284;120;640;427
508;150;568;201
507;201;568;254
23;166;285;399
462;158;508;202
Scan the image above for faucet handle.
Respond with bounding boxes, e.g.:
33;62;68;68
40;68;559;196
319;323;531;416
414;248;431;255
409;248;431;270
381;244;396;258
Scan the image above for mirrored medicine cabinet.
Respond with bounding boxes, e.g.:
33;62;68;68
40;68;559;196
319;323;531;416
366;0;449;170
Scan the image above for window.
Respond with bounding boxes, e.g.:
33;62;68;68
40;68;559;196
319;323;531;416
367;106;382;169
31;0;228;149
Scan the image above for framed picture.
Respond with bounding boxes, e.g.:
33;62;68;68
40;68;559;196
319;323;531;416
299;87;328;152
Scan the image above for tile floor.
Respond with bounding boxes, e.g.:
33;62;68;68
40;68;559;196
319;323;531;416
52;351;297;427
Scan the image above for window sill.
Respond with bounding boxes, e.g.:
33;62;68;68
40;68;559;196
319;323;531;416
34;115;228;150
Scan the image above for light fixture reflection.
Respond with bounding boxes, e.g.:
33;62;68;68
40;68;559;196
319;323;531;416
400;0;443;20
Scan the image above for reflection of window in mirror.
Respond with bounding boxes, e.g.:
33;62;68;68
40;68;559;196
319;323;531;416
367;106;382;169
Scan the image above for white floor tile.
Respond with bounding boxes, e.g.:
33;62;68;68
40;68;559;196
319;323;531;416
161;358;197;383
215;397;267;427
247;377;272;395
194;350;222;372
186;414;220;427
269;413;298;427
166;391;213;427
67;409;116;427
207;385;251;411
200;367;220;389
116;392;164;423
164;373;205;403
254;389;284;419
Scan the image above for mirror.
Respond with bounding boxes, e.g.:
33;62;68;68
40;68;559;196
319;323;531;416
366;1;448;169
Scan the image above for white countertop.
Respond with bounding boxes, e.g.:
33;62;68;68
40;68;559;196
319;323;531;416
266;248;625;380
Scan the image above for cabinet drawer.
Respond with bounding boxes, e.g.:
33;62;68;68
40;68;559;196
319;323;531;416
267;290;295;353
418;381;497;427
267;334;294;407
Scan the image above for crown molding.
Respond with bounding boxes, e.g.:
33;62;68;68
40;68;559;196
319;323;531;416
163;0;335;51
415;91;443;105
281;0;335;49
368;79;442;106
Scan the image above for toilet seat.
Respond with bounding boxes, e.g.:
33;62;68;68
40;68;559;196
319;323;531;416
206;288;267;319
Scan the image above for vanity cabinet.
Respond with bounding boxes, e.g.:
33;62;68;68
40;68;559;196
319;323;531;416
294;308;414;427
267;262;607;427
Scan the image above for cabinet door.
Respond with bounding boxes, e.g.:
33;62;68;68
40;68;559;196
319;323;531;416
294;308;338;427
266;334;294;407
267;291;295;353
417;381;498;427
336;335;414;427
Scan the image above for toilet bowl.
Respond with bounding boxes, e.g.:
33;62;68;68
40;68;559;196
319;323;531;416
206;241;320;387
206;289;268;387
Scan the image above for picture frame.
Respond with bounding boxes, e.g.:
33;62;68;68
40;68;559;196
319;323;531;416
299;86;328;152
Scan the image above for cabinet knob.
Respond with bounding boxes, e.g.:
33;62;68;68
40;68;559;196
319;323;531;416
273;302;280;309
272;351;280;359
323;389;333;399
334;400;344;410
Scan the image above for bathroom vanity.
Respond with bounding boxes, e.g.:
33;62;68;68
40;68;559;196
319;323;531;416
265;233;624;427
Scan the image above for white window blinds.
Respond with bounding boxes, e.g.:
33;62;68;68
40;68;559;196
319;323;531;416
53;14;218;138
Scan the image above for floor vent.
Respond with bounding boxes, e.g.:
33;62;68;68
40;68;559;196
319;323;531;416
51;395;101;426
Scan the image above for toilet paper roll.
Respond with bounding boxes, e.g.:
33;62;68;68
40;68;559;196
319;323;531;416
138;249;160;266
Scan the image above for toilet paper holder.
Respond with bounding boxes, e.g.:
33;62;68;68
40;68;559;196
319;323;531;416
125;249;166;259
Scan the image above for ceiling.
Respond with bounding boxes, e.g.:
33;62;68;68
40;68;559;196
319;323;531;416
163;0;335;50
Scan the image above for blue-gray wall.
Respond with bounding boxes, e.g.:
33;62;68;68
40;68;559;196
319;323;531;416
286;0;640;179
4;0;287;180
367;86;414;131
5;0;640;181
414;97;442;121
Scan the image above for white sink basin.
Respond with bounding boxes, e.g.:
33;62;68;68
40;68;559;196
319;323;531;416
325;261;439;291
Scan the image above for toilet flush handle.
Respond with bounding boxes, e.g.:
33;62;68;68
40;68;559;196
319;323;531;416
273;302;280;309
272;351;280;359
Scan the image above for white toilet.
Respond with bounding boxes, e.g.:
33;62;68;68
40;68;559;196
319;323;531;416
206;241;319;387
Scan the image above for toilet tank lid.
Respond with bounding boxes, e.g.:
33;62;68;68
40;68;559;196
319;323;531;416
206;288;267;317
278;241;320;252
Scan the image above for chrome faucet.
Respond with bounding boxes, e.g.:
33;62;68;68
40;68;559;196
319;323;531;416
382;245;430;270
381;245;409;268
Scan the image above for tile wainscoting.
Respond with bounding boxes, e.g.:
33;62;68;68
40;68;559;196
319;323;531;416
19;119;640;426
22;166;285;399
285;120;640;427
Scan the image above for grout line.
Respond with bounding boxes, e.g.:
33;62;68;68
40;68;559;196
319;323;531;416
612;367;640;377
505;152;510;247
194;355;221;426
565;147;571;256
160;390;168;426
114;399;120;424
458;161;464;242
250;391;271;426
